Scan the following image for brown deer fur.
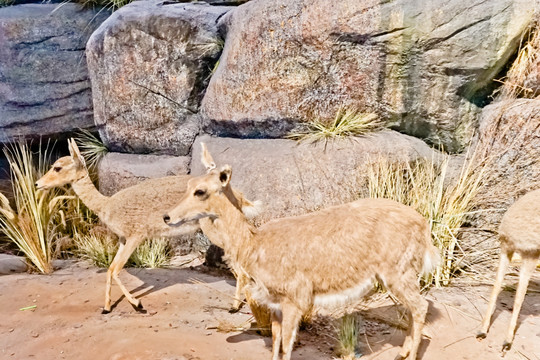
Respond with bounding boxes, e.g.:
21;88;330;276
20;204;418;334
36;140;259;314
477;189;540;353
164;166;440;360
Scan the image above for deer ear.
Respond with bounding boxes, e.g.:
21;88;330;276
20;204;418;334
218;165;232;187
68;139;86;168
68;138;76;159
201;142;216;172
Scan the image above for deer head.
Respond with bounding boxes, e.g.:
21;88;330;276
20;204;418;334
163;165;233;227
36;139;88;190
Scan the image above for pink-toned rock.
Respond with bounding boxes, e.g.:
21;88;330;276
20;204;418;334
98;152;189;196
477;98;540;224
87;1;229;155
201;0;534;152
191;131;438;221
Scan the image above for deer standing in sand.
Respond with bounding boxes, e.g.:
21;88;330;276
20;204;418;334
476;189;540;353
36;140;259;314
164;165;440;360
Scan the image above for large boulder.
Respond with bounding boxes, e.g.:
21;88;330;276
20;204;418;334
87;1;230;156
0;254;27;275
201;0;534;152
192;131;438;221
476;98;540;227
0;4;110;143
98;152;189;196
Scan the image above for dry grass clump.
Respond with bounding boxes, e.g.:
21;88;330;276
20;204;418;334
288;109;383;144
366;151;486;286
496;17;540;100
0;142;60;273
193;36;225;58
73;232;172;269
335;314;361;359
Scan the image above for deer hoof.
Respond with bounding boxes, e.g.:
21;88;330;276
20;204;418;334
101;308;111;314
132;302;147;314
393;355;405;360
476;332;487;340
229;307;240;314
502;341;512;353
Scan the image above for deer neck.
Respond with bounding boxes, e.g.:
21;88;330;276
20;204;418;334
204;193;256;266
71;175;109;217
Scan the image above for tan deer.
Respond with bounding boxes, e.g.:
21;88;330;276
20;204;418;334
476;189;540;353
36;139;260;314
164;165;440;360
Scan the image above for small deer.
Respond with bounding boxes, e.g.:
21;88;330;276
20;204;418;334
476;189;540;353
36;139;259;314
164;165;440;360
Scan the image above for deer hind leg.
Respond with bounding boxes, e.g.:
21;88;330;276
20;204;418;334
102;237;143;313
280;300;303;360
384;272;427;360
502;254;537;353
271;309;283;360
477;249;512;339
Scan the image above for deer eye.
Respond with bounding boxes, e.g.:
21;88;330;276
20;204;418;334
194;189;206;197
53;167;62;172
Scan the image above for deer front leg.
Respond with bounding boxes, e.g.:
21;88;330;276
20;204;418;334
230;271;247;313
103;237;143;313
103;242;124;313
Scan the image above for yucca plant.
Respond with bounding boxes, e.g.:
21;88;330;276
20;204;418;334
366;151;485;286
71;0;133;11
129;237;172;268
74;129;108;171
74;232;172;269
0;0;14;7
288;108;384;144
73;230;117;268
0;142;61;274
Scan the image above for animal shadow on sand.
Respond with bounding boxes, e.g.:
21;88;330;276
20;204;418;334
96;263;237;313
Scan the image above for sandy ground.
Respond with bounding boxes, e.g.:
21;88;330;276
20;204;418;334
0;260;538;360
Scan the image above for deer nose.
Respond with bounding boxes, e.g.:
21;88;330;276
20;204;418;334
163;214;170;224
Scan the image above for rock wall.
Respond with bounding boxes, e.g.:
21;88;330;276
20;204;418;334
86;0;539;228
1;0;538;260
0;4;110;143
201;0;534;152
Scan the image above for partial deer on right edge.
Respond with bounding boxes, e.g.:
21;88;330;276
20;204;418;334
476;189;540;354
164;165;441;360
